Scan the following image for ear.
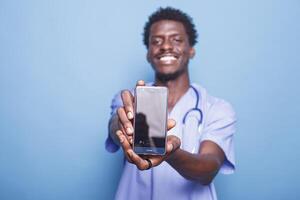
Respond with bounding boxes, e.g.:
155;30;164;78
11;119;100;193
189;47;195;59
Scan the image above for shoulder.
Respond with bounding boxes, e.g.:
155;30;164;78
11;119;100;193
192;83;236;119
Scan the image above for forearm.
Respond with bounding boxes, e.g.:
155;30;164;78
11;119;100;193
166;148;222;185
109;114;120;146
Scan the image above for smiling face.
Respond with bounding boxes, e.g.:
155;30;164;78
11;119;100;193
147;20;195;82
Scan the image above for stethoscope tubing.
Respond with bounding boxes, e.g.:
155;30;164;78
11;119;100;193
182;85;203;127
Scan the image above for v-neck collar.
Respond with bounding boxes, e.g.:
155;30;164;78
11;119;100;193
168;87;193;116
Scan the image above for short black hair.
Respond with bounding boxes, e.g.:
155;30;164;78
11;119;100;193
143;7;198;48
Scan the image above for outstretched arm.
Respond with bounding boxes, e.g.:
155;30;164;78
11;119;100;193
166;140;225;185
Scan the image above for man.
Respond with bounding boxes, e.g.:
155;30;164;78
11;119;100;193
105;7;236;200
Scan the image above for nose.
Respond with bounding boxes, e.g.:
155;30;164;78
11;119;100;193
161;39;173;51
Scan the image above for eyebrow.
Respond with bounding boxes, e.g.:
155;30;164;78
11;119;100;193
150;33;183;38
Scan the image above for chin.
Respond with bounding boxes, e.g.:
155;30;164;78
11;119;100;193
156;65;179;73
155;67;186;82
159;68;177;74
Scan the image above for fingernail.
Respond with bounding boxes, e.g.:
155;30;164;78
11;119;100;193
127;112;133;119
126;127;133;134
168;144;173;151
130;138;133;144
116;131;121;136
119;136;124;143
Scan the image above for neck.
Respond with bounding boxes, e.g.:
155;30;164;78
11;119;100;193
154;71;190;112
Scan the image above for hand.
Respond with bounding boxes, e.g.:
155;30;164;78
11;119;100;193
116;80;145;146
117;130;181;170
116;79;181;169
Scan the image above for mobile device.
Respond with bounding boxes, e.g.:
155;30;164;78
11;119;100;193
133;86;168;155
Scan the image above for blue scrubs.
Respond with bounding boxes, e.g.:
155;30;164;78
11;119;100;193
106;83;236;200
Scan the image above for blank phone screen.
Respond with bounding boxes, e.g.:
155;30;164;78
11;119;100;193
134;86;168;155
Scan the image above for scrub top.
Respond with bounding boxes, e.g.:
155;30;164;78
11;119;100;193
105;83;236;200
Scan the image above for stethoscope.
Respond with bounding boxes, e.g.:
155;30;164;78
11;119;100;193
181;85;204;153
182;85;203;127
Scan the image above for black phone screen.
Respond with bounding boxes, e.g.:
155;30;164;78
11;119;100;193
133;86;168;155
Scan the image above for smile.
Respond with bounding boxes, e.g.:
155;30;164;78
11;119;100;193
157;54;178;64
160;55;177;61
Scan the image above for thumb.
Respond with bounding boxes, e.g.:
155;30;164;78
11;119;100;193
136;80;146;87
167;119;176;130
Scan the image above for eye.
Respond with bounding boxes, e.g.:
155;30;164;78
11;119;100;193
173;37;183;44
151;38;163;46
175;38;182;42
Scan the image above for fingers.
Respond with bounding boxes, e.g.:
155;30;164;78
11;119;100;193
118;80;146;135
127;150;152;170
121;90;134;120
123;139;179;170
166;135;181;154
116;131;154;170
167;119;176;130
120;80;145;121
117;107;134;136
116;130;133;163
136;80;146;87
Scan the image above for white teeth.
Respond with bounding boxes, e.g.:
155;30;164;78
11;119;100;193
160;56;176;61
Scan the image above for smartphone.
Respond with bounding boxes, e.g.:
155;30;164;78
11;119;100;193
133;86;168;155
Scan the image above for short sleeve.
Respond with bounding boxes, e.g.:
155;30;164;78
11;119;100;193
201;99;237;174
105;91;123;153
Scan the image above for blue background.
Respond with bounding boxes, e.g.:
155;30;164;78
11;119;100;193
1;0;300;199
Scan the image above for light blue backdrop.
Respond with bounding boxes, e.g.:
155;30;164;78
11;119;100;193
1;0;299;199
